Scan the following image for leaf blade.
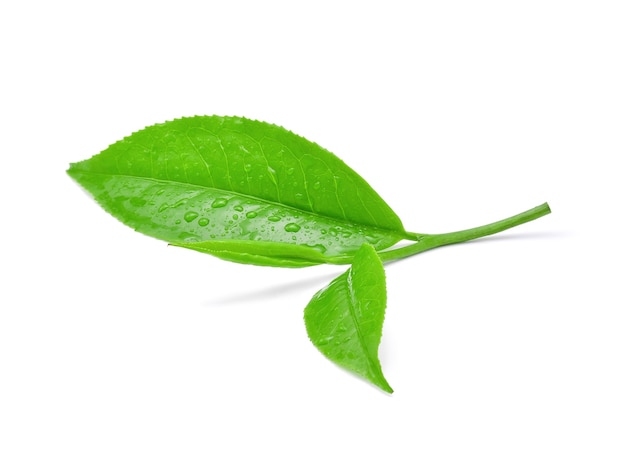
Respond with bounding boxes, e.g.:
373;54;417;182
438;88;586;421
304;243;392;393
68;116;408;262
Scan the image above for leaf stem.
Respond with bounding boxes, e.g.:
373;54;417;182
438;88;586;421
326;202;551;264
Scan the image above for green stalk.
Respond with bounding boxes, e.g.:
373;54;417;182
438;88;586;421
326;202;551;264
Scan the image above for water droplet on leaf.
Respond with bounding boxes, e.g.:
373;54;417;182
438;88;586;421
284;223;301;232
212;198;227;208
184;211;199;222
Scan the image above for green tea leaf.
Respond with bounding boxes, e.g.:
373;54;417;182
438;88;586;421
67;116;408;262
304;243;392;393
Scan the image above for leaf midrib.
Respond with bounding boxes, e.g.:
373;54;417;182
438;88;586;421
68;168;410;239
344;269;382;380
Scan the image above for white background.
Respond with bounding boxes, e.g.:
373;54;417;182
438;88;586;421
1;1;625;449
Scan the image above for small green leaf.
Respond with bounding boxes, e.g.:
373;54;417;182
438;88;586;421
67;116;408;263
304;243;392;393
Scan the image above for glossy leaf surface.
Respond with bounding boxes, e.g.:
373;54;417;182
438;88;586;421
304;243;392;393
67;116;408;260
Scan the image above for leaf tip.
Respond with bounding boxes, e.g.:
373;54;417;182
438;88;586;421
66;163;81;182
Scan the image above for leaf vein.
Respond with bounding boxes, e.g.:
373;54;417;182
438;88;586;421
185;130;215;186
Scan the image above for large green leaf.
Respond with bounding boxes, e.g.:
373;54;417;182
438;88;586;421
67;116;408;262
304;243;392;393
